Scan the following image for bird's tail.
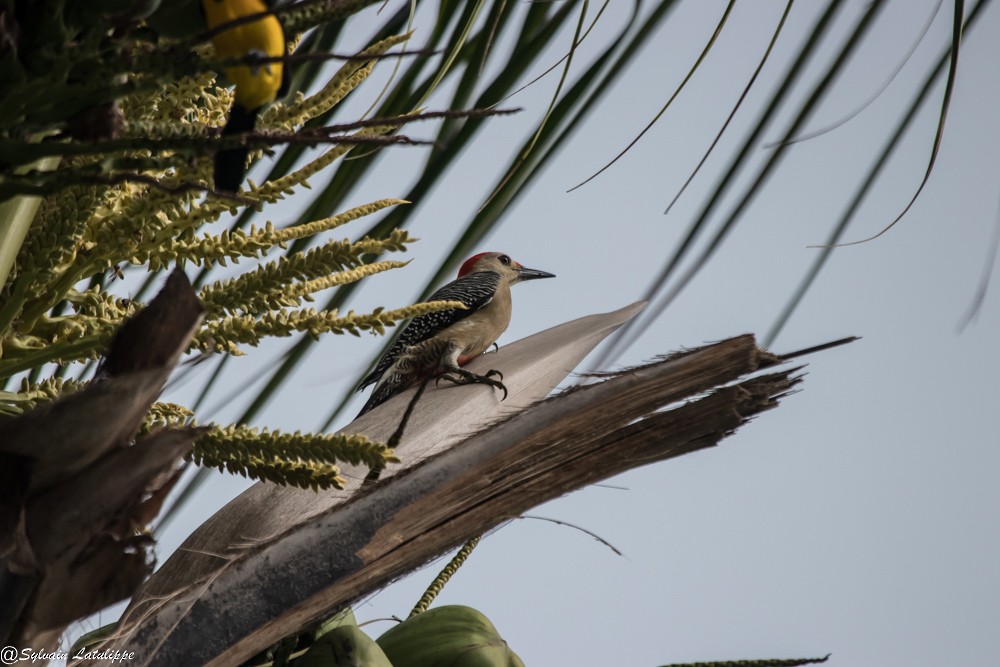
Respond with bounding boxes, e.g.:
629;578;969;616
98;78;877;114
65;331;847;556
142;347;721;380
356;381;397;418
214;104;259;193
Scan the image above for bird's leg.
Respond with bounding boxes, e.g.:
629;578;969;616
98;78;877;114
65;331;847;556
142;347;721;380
436;366;508;401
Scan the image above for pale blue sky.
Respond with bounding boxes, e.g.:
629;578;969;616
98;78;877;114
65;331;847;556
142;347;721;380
105;2;1000;666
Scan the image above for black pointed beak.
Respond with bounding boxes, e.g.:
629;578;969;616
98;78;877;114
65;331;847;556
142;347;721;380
516;266;555;281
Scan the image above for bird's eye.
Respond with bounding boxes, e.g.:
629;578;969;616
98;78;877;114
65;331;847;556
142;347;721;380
498;254;511;265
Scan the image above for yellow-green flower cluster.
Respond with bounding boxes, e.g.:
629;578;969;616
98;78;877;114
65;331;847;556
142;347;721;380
9;184;102;295
190;424;396;490
409;537;482;617
147;199;409;270
140;402;197;435
123;72;221;130
281;0;384;35
197;227;414;316
0;377;86;416
269;33;411;128
65;287;140;322
197;300;466;354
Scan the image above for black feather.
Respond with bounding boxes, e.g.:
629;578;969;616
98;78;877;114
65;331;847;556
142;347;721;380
213;103;258;193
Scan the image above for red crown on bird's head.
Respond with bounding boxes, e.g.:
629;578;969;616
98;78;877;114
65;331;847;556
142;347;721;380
458;252;490;277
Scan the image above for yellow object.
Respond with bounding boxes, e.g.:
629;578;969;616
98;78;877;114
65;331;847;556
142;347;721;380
202;0;285;110
201;0;287;191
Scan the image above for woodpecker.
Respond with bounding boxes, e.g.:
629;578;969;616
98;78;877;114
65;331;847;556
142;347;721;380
356;252;555;417
202;0;289;193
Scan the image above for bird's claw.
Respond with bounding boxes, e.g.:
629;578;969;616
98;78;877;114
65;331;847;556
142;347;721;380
436;369;508;401
482;369;507;400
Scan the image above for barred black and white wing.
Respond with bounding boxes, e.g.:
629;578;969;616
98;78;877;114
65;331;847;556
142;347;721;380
357;271;502;393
